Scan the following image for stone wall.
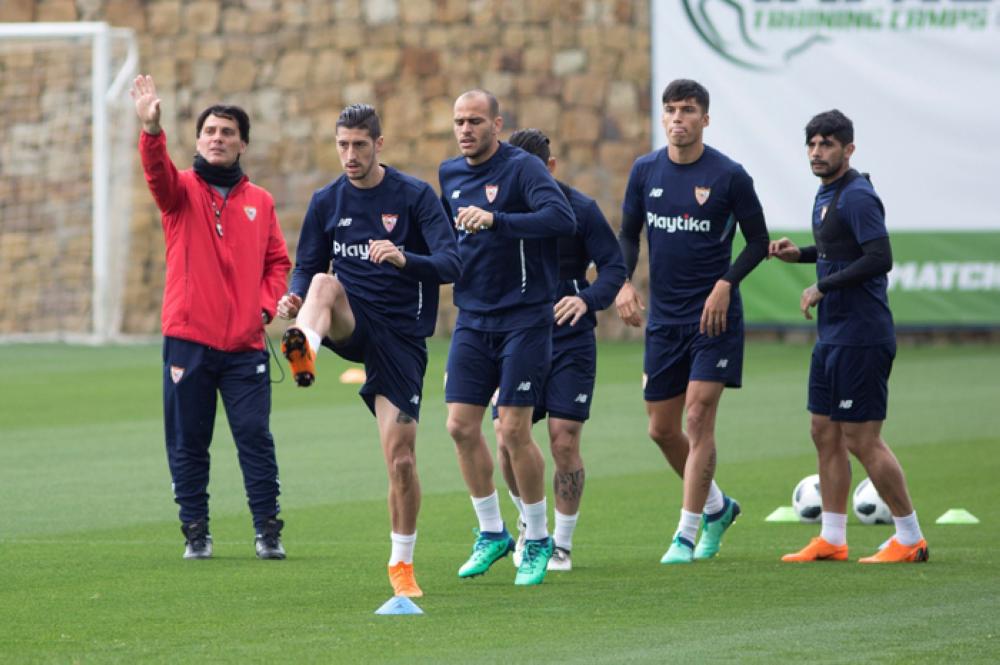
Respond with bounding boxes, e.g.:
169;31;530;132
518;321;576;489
1;0;652;339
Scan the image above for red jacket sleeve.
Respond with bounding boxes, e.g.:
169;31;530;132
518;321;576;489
260;204;291;321
139;130;184;216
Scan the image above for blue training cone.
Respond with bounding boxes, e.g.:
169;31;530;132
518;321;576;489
375;595;424;615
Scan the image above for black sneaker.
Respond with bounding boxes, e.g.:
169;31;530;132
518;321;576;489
181;520;213;560
255;517;286;560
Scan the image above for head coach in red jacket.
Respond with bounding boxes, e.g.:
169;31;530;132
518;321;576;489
130;74;291;561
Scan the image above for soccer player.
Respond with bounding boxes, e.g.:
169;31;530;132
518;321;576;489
615;79;770;564
131;74;291;560
278;104;461;596
440;90;576;586
771;110;929;564
495;129;627;572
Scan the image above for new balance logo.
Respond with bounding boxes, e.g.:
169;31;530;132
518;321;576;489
256;364;266;374
451;190;461;199
410;394;420;405
574;393;589;404
716;359;728;369
838;399;854;409
337;217;352;227
650;188;663;198
516;381;532;392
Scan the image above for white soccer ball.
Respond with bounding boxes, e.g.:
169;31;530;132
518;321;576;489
853;478;893;525
792;474;822;523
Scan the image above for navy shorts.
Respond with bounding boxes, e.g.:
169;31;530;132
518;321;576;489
445;324;552;408
489;330;597;423
322;294;427;421
643;318;744;402
808;342;895;422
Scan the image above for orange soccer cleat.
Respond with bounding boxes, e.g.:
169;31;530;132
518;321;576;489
859;537;929;564
781;536;849;562
281;327;316;387
388;562;424;597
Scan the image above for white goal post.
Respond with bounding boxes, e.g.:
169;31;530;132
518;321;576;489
0;22;138;343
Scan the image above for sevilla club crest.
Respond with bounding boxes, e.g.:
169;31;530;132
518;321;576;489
170;365;185;384
485;184;499;203
243;206;257;221
694;187;711;205
382;213;398;232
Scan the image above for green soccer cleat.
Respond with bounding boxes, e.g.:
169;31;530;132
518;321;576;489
694;496;741;560
458;528;515;578
514;536;554;585
661;535;695;564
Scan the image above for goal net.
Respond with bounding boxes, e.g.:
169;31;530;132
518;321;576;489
0;23;137;343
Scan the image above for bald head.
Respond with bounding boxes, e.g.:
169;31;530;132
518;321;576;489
456;89;500;120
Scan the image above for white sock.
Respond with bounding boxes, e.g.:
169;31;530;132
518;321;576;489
389;531;416;565
675;509;701;545
553;510;578;552
893;511;924;546
704;481;725;515
508;490;525;525
523;498;549;541
820;512;848;546
299;325;321;353
471;492;503;534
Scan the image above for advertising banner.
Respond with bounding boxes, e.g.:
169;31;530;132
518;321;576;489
651;0;1000;325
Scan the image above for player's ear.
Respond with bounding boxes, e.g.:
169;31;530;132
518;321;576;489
375;135;384;153
844;142;855;159
547;157;557;175
702;112;710;129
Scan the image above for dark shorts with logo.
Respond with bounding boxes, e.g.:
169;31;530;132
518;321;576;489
643;318;744;402
489;329;597;423
322;293;427;421
808;341;895;423
445;323;552;408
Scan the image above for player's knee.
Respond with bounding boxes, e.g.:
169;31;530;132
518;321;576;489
684;402;713;438
390;453;416;485
446;415;477;444
308;273;345;306
549;427;581;467
648;421;681;447
496;420;531;448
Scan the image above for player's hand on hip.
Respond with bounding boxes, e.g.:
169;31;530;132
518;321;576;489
368;239;406;268
800;284;823;320
769;237;800;262
129;74;162;134
615;281;644;327
554;295;588;327
700;279;731;337
456;206;493;234
277;293;302;320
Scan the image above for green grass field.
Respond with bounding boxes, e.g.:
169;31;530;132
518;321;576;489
2;340;998;663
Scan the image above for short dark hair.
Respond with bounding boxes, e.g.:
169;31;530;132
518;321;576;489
336;103;382;140
662;79;710;113
459;89;500;119
805;109;854;146
508;128;551;164
196;105;250;143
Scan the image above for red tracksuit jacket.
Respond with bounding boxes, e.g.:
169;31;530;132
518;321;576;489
139;131;291;352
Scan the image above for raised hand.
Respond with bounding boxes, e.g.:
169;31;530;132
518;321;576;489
130;74;162;134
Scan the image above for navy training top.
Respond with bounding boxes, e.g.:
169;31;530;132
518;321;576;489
439;142;576;332
812;174;894;346
290;166;461;339
622;145;764;327
552;181;627;342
